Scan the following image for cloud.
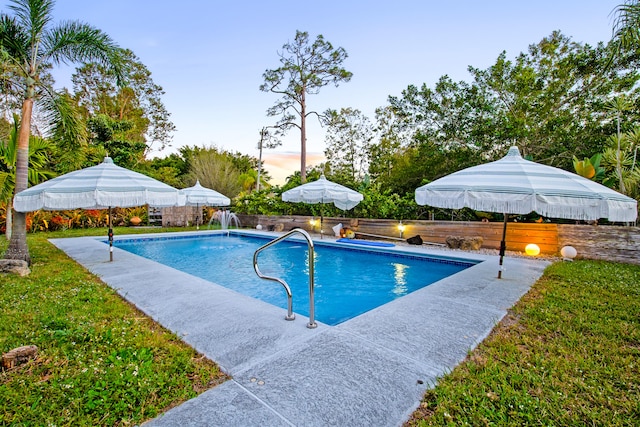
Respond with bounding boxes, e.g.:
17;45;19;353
263;152;325;185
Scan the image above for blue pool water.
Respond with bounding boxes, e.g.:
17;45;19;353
115;233;476;325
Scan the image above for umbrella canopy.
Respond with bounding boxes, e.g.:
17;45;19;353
180;180;230;206
14;157;185;211
415;146;638;277
282;175;363;210
180;180;230;229
13;156;185;261
282;174;363;238
416;146;637;222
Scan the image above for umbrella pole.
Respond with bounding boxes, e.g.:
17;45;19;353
196;203;200;230
498;213;508;278
108;206;114;262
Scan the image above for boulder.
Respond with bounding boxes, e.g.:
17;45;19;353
406;235;423;245
445;236;483;250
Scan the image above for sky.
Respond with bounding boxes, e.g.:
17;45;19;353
1;0;622;183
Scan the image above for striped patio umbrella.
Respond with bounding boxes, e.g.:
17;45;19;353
14;156;185;261
180;180;230;229
282;175;363;237
415;146;638;277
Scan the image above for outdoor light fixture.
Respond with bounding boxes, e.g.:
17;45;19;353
398;221;406;238
525;243;540;256
560;245;577;261
309;218;317;228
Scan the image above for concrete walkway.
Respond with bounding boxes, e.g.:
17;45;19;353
50;231;550;426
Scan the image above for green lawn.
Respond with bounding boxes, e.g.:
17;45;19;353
406;259;640;426
1;228;638;425
0;228;228;426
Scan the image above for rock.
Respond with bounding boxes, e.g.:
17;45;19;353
406;235;423;245
460;236;483;250
2;345;38;369
274;223;284;232
0;259;30;276
445;236;483;250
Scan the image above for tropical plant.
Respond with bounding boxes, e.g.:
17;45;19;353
185;146;243;199
260;30;352;182
601;133;640;199
573;153;605;181
611;0;640;61
0;0;125;263
0;114;53;238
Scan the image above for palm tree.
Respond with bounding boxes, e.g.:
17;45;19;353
0;114;54;238
612;0;640;57
0;0;124;263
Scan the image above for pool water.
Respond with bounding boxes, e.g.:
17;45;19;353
115;233;475;325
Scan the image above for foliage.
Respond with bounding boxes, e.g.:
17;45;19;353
379;31;640;187
0;205;157;234
184;145;244;199
323;107;373;188
611;0;640;61
0;114;54;203
601;133;640;199
0;233;227;425
72;48;175;159
406;260;640;426
260;30;352;182
572;153;605;180
0;0;125;263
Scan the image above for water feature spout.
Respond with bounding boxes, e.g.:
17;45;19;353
209;210;241;230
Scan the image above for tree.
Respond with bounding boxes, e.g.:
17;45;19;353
183;145;256;199
0;0;124;263
256;126;281;191
260;30;352;182
611;0;640;61
72;49;175;160
323;107;373;187
0;114;53;238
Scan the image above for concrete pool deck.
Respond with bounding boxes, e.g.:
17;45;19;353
50;230;551;426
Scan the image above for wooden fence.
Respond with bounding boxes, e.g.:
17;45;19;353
235;214;640;265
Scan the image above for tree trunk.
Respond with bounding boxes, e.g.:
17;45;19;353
5;202;12;240
300;90;307;183
3;98;33;264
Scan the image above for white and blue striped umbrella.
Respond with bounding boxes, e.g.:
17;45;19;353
13;157;185;261
415;146;637;278
415;146;637;223
180;180;230;229
180;180;230;207
13;157;185;212
282;175;363;211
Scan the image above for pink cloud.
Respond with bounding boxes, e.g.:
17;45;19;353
263;152;325;185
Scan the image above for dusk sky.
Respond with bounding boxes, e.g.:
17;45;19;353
2;0;621;183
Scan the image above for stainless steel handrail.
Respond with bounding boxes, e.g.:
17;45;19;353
253;228;317;329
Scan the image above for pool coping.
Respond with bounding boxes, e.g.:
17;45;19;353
50;229;551;426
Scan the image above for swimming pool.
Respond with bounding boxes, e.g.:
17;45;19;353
114;232;477;325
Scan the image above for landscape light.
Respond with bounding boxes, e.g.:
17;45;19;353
525;243;540;256
398;221;406;238
560;245;577;261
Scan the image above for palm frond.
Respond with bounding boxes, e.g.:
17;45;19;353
40;90;89;170
42;22;126;84
0;15;30;70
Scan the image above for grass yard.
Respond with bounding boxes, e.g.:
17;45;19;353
0;228;228;426
406;259;640;426
1;227;639;425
